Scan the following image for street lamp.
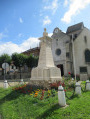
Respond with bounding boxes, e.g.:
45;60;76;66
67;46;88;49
20;64;22;79
2;60;9;88
20;64;24;84
72;34;76;82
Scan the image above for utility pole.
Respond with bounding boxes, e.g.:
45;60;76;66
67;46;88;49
72;34;76;82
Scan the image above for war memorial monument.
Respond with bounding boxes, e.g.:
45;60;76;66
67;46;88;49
30;28;62;87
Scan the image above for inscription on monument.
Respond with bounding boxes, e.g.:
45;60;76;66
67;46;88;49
50;67;61;77
43;68;50;78
38;68;43;77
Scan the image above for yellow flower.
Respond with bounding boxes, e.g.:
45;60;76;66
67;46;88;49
30;94;33;95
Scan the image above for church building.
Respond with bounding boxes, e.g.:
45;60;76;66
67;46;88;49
23;22;90;80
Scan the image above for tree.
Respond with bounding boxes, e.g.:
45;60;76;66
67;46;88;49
0;54;11;67
11;53;28;67
11;53;39;69
26;54;38;68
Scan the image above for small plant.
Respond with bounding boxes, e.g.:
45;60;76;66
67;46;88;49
51;89;56;97
40;90;45;100
50;81;65;90
76;74;80;81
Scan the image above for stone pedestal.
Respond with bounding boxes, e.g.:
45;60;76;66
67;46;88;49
86;80;90;91
20;79;24;85
75;82;81;95
3;80;8;88
30;28;61;81
80;74;88;81
58;85;66;107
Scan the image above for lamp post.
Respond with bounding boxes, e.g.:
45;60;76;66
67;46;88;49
2;60;9;88
72;34;76;82
3;60;7;80
20;64;22;79
20;64;24;84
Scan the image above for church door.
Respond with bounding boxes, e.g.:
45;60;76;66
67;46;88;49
57;64;64;76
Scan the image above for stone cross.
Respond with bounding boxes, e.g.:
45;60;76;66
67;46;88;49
43;28;48;37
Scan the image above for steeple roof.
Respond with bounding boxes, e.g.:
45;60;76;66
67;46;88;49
66;22;84;34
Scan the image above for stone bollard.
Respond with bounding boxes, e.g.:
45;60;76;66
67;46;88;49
58;85;66;107
86;80;90;91
75;82;81;95
20;79;24;85
3;80;8;89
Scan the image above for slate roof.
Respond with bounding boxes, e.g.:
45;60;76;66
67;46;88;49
66;22;84;34
22;47;40;53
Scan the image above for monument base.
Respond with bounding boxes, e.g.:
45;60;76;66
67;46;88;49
30;66;62;81
29;79;62;89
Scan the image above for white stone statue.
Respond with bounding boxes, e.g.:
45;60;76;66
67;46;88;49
30;28;61;81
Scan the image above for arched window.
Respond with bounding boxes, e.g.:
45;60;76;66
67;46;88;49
85;49;90;62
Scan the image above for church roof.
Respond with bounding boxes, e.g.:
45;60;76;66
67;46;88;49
66;22;84;34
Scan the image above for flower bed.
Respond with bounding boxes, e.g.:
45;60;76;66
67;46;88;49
12;83;57;100
12;78;76;100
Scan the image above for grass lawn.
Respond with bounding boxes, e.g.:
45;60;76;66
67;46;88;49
0;84;90;119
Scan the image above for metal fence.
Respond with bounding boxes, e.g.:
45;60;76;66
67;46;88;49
0;72;31;80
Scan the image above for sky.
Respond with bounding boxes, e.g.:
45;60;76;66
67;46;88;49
0;0;90;55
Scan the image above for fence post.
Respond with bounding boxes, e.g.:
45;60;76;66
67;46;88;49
58;85;66;107
75;82;81;95
3;80;8;88
86;80;90;91
20;79;24;85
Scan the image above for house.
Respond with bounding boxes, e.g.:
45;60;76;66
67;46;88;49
22;47;40;57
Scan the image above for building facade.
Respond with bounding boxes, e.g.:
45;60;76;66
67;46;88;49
51;27;71;76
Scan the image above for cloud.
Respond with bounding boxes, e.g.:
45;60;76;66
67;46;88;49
19;17;23;23
0;33;53;56
0;32;7;40
0;37;40;55
43;16;51;26
44;0;58;14
48;33;53;37
64;0;69;7
20;37;40;51
0;42;22;55
61;0;90;23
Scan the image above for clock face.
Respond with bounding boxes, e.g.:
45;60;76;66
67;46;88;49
54;28;58;33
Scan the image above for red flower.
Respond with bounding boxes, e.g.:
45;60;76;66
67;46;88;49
64;89;66;92
68;72;71;75
62;82;65;87
58;81;61;86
